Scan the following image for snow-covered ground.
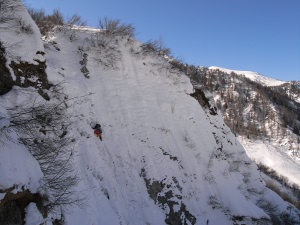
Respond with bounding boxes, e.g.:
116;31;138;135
39;29;296;224
238;137;300;186
0;2;45;66
209;66;285;86
0;2;44;201
209;65;300;189
0;103;42;196
1;3;300;224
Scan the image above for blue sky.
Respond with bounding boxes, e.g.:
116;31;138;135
24;0;300;81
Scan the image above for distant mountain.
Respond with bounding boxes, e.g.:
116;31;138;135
0;1;300;224
186;65;300;187
209;66;286;87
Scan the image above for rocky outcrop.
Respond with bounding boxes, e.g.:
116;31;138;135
9;53;51;100
0;42;51;100
79;53;90;78
0;42;13;95
0;188;42;225
141;168;196;225
190;86;217;115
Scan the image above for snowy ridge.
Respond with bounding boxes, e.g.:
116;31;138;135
209;66;286;86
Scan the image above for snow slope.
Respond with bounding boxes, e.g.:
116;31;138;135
238;137;300;186
0;2;45;66
0;104;42;196
0;3;299;223
39;28;298;224
209;66;285;86
207;66;300;189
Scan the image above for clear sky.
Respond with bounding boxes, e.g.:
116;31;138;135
23;0;300;81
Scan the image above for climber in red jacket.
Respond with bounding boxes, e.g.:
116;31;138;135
93;123;102;141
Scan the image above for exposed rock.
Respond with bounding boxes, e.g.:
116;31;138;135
9;58;51;100
0;188;43;225
79;53;90;78
0;42;13;95
0;42;50;99
141;169;196;225
144;179;165;203
190;86;217;115
0;201;22;225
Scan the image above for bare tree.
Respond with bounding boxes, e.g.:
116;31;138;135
57;13;87;41
4;88;86;215
89;32;122;69
50;9;64;25
140;38;171;56
88;18;129;69
27;8;64;35
66;13;86;27
156;37;171;56
98;17;135;38
27;8;46;23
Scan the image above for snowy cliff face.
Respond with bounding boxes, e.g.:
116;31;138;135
208;66;286;87
41;28;299;224
0;0;45;195
0;0;49;97
0;2;44;224
0;3;299;224
0;1;44;65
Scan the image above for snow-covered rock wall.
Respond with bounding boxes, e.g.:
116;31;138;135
42;28;299;224
0;2;299;224
0;2;45;224
0;0;49;97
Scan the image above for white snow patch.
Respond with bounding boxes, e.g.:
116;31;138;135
238;137;300;185
0;133;43;192
24;203;44;225
33;54;45;63
0;193;5;201
0;117;10;129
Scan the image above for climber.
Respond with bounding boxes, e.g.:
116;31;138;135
93;123;102;141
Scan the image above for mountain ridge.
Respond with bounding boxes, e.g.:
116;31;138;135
190;65;300;189
209;66;287;87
